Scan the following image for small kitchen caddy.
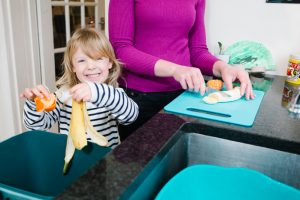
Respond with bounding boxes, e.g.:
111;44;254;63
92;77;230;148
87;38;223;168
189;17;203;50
0;130;110;200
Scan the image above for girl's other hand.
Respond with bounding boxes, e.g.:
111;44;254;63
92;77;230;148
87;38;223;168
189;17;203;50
70;83;92;102
20;85;50;101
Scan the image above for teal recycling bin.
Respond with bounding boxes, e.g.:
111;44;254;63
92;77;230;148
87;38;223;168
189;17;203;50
156;165;300;200
0;130;111;200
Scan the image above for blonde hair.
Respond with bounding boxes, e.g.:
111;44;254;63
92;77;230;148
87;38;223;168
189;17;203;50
56;28;121;88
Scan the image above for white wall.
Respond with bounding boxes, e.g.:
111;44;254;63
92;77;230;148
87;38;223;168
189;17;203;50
0;1;16;141
205;0;300;75
0;0;42;142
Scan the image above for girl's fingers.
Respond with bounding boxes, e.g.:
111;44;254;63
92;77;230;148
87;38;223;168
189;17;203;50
24;88;35;100
37;85;50;99
70;83;91;102
69;84;82;94
70;83;88;94
20;90;31;99
20;85;54;101
71;89;82;102
82;96;89;102
33;89;44;99
74;93;89;102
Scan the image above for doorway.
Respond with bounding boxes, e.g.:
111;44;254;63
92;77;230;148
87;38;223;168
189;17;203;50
50;0;104;80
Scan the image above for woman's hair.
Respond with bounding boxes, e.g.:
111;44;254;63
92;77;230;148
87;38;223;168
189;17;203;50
56;28;121;88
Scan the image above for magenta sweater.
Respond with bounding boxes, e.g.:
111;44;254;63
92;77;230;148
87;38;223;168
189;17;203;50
109;0;218;92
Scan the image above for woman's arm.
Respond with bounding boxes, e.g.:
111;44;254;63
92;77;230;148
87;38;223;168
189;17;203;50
109;0;159;77
189;0;218;76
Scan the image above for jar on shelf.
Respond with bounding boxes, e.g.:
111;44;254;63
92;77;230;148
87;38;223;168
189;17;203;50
286;54;300;85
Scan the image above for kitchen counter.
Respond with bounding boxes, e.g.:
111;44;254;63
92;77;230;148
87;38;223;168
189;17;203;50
57;75;300;200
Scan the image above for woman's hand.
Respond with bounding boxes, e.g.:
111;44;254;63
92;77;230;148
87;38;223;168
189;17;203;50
172;65;206;95
213;61;255;100
70;83;92;102
154;59;206;95
20;85;50;101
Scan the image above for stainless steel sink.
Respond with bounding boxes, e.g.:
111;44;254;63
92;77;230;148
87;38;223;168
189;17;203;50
120;123;300;200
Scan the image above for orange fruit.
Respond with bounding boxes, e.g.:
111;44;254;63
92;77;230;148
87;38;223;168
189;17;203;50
207;79;223;91
34;93;56;112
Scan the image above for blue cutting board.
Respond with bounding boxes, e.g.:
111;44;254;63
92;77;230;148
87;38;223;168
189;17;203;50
164;90;264;127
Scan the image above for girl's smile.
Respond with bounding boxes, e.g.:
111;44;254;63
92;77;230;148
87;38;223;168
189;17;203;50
72;47;112;84
85;73;101;81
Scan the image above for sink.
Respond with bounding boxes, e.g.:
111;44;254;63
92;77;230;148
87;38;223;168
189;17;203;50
120;123;300;200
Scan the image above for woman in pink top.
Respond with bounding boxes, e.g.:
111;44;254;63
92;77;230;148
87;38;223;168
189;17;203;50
109;0;254;140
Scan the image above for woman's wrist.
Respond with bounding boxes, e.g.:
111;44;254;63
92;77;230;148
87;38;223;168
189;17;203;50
212;60;229;78
154;59;180;77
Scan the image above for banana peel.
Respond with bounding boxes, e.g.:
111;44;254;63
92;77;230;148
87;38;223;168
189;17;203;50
69;100;87;150
63;99;108;174
63;133;75;174
203;87;242;104
83;103;108;147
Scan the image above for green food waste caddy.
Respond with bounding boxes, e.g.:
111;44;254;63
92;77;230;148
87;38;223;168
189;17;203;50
0;130;111;200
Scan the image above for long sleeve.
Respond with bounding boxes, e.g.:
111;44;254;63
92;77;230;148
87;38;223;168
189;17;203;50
88;82;139;125
108;0;217;92
189;0;218;76
23;100;60;130
109;0;159;76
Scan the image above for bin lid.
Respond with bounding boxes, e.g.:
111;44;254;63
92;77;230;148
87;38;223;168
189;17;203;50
156;164;300;200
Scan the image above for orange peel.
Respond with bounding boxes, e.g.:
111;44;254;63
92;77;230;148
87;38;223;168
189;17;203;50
207;79;223;91
34;93;56;112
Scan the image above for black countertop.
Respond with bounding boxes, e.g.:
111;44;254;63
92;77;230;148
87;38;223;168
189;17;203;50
57;75;300;200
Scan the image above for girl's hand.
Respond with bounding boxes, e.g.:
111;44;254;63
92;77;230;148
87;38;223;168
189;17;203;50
70;83;92;102
20;85;50;101
172;65;206;95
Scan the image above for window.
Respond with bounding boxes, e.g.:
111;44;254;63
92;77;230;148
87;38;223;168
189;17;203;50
51;0;101;79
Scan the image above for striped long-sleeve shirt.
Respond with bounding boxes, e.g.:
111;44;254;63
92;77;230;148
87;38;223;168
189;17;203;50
23;82;139;148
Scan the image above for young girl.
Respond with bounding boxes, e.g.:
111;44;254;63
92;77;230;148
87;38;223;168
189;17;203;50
20;28;139;148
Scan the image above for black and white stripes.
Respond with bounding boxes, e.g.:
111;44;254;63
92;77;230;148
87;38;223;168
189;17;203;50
23;83;139;149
